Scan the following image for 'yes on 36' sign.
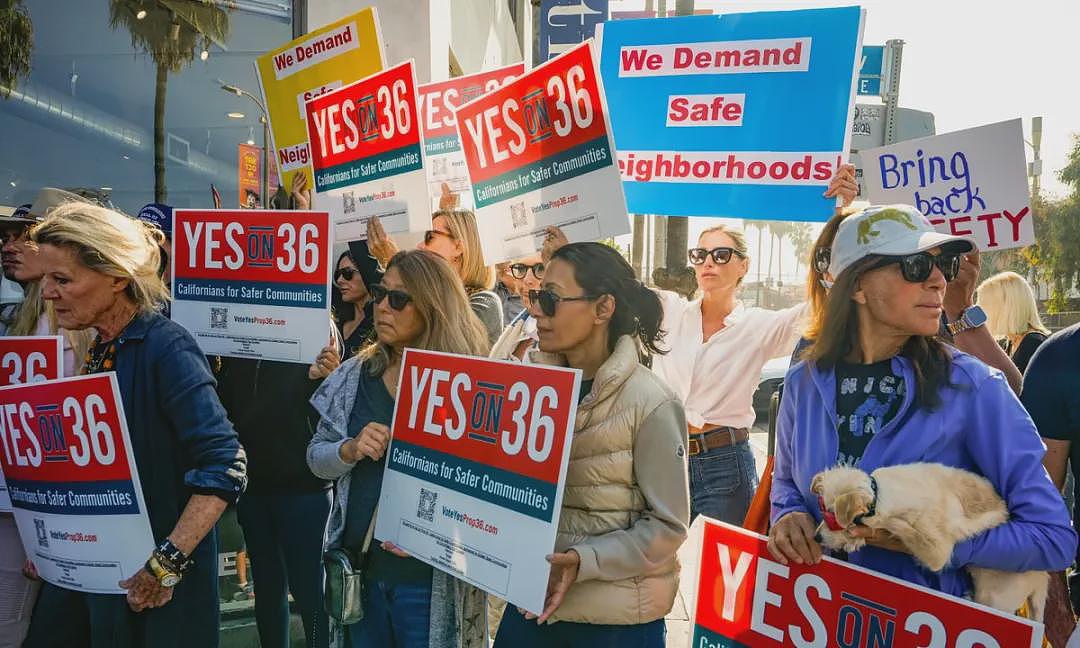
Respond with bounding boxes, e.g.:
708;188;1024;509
0;336;64;386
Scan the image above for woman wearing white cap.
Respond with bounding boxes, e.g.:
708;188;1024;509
768;204;1075;599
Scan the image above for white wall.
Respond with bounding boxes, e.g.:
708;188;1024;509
449;0;524;74
306;0;451;83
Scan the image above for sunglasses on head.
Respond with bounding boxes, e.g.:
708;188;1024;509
370;284;412;310
868;252;961;283
334;267;358;282
509;262;544;280
688;246;743;265
528;289;596;317
423;229;454;245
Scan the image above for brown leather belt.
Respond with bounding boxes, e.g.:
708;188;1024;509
687;426;750;456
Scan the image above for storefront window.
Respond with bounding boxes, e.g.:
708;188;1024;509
0;0;290;215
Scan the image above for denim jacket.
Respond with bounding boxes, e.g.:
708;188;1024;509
771;350;1076;597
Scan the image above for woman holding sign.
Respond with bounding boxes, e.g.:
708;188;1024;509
493;242;690;647
307;249;489;648
23;203;247;648
769;204;1075;600
367;209;504;344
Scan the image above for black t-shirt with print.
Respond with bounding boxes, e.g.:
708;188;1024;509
835;360;906;466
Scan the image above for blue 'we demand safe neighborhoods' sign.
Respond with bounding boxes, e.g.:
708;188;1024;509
598;7;865;222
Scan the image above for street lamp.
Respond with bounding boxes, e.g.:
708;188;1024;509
220;82;270;208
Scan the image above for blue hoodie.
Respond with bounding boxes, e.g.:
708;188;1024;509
771;350;1076;597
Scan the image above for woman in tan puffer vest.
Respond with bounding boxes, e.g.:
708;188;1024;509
492;241;690;648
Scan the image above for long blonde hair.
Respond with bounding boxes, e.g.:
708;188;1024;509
9;281;93;370
361;250;490;376
31;203;169;313
977;271;1049;338
435;209;495;292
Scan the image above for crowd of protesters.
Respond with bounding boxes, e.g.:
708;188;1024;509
1;160;1079;648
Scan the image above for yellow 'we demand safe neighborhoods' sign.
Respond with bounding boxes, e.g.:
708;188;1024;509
255;7;385;192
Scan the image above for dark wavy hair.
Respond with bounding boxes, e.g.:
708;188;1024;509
550;242;667;359
804;255;953;409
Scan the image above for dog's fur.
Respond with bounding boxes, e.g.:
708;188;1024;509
811;463;1048;620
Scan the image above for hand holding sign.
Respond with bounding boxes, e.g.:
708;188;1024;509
339;422;390;463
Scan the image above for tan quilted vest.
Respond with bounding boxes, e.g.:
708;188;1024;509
532;336;682;625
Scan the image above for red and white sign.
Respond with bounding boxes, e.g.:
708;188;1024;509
375;349;580;614
0;336;64;512
692;519;1043;648
171;209;332;364
304;60;429;243
418;63;524;211
0;373;154;593
455;41;630;263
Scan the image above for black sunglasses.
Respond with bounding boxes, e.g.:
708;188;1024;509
370;284;412;310
423;229;455;245
868;252;961;283
509;262;544;280
528;289;597;317
334;267;358;282
688;246;743;265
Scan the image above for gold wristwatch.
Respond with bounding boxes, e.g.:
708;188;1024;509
145;553;182;587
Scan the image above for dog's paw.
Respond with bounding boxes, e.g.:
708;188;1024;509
842;538;866;553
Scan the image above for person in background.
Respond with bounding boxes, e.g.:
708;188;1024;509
769;204;1075;601
0;202;32;334
134;203;173;289
977;271;1050;374
333;250;377;359
494;260;526;323
366;209;504;344
307;250;489;648
25;202;246;648
493;242;688;647
1024;323;1080;611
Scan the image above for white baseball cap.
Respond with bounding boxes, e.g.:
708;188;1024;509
827;204;976;279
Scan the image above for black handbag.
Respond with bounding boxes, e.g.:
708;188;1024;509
323;513;375;625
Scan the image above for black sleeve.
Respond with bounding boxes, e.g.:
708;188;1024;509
347;240;384;288
1011;332;1047;375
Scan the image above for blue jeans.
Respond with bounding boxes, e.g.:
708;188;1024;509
493;605;665;648
689;439;759;524
346;580;431;648
237;490;332;648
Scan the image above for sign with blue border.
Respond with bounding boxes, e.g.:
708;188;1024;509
598;7;865;221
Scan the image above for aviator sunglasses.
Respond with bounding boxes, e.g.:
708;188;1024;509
867;252;961;283
509;262;545;280
688;246;744;265
528;289;597;317
370;284;412;310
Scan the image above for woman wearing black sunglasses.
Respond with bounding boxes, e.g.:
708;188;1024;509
769;204;1075;609
332;250;380;358
308;250;490;648
367;209;504;345
493;242;689;648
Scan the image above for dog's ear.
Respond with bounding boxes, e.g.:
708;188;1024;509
834;492;870;528
810;473;825;495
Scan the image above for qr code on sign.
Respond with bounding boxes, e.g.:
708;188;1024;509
417;488;437;523
34;518;47;548
511;202;527;230
210;307;228;329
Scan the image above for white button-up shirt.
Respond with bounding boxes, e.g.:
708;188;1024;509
651;291;807;430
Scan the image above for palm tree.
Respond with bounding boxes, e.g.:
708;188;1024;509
0;0;33;99
110;0;229;202
787;222;814;276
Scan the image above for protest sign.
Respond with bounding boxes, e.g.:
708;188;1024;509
0;336;64;512
692;519;1043;648
374;349;580;613
455;41;630;263
418;63;524;211
597;7;865;221
255;8;385;193
305;60;430;243
171;209;332;364
861;119;1033;251
0;373;154;594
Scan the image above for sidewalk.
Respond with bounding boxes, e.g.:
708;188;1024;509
665;427;770;647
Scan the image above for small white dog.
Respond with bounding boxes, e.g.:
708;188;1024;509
811;463;1048;620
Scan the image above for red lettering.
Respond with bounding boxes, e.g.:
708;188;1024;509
273;52;293;71
949;216;973;237
695;51;712;68
813;161;833;180
620;48;651;72
976;212;1003;247
674;47;693;69
668;97;688;122
1003;207;1030;243
723;101;742;122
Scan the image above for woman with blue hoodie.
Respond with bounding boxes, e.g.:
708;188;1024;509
769;204;1076;598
